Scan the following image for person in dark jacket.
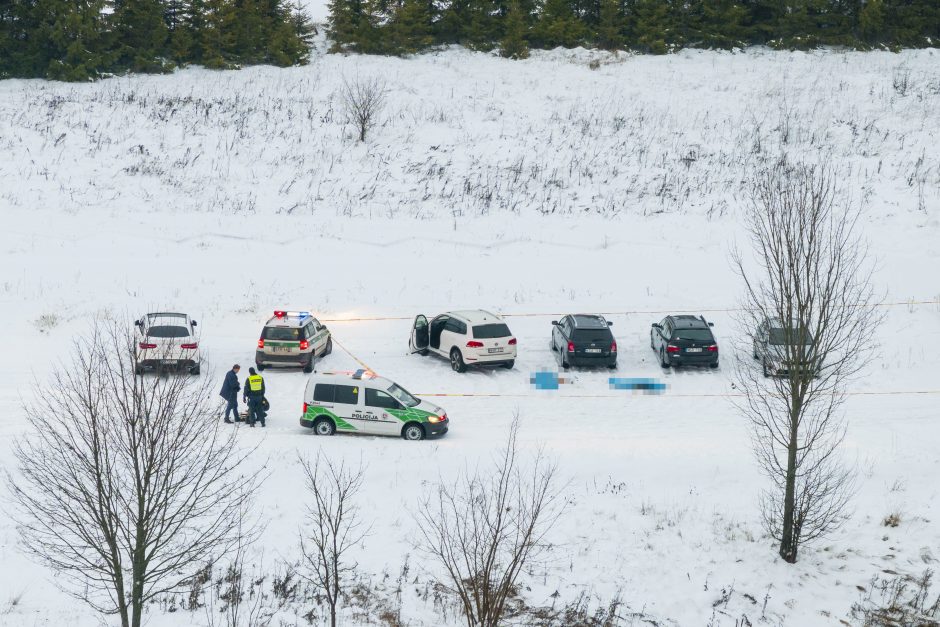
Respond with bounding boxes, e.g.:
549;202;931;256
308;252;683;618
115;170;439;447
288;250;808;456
243;367;266;427
220;364;241;424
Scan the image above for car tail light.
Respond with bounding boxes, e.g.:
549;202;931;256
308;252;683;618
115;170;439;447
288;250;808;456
257;339;265;349
466;341;484;348
300;339;309;350
303;402;308;414
139;342;157;349
508;338;517;345
567;341;575;353
666;345;680;353
181;342;198;350
611;340;618;352
707;344;718;352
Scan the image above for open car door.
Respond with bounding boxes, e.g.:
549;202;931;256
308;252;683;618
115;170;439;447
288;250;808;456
410;315;430;353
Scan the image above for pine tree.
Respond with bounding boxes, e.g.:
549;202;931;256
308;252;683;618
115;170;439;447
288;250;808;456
111;0;171;71
531;0;587;48
595;0;624;50
391;0;434;54
627;0;672;53
685;0;749;49
463;0;502;51
857;0;885;46
499;0;529;57
36;0;112;80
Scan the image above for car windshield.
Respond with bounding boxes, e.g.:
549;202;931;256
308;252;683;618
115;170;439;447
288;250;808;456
673;329;713;341
147;325;190;338
769;328;813;346
387;383;420;408
262;327;301;340
472;323;511;339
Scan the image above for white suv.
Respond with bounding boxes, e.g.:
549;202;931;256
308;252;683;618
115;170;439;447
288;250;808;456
134;312;200;375
409;310;516;372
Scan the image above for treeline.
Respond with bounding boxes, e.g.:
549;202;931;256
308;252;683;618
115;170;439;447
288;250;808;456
0;0;314;81
327;0;940;57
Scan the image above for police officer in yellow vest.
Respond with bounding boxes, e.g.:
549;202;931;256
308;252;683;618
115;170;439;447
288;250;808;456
243;367;266;427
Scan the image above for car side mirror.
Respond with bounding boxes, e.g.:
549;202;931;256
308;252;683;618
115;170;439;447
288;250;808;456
708;322;714;327
551;320;559;326
135;319;142;327
651;323;661;329
191;320;198;327
607;321;614;326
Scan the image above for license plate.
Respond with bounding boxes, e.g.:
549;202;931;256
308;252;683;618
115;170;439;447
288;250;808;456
585;348;602;354
488;348;503;353
686;348;702;353
273;346;291;353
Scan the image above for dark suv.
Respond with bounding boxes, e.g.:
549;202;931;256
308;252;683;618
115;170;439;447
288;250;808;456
551;314;617;369
650;315;719;369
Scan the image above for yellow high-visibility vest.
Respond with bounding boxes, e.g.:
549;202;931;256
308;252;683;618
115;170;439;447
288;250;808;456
248;374;263;392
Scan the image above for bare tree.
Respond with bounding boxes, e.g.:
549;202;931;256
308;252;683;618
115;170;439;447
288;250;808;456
732;159;881;564
298;452;371;627
7;316;260;627
341;76;386;142
414;417;565;627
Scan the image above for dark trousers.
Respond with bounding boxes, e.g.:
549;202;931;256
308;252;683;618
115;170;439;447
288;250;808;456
246;396;264;426
224;397;239;421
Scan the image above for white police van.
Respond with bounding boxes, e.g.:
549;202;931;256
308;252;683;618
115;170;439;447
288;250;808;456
300;370;449;440
255;310;332;373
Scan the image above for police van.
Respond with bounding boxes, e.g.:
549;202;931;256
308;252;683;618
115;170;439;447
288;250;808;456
255;311;332;373
300;370;449;440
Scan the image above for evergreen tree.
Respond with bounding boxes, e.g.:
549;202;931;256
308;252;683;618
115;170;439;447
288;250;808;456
35;0;112;80
685;0;749;49
626;0;673;53
857;0;885;46
595;0;624;50
391;0;435;54
499;0;529;57
463;0;503;51
531;0;587;48
111;0;171;71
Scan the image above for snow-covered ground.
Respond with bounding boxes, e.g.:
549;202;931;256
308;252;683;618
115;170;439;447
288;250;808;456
1;41;939;626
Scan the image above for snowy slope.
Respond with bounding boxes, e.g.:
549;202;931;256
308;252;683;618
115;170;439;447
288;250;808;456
0;41;939;626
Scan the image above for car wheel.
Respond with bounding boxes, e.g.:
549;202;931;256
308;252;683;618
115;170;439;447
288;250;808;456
762;359;769;378
256;363;265;371
561;355;570;369
709;361;719;369
502;360;514;369
550;338;557;352
402;423;425;441
303;358;313;374
450;349;467;373
134;366;144;376
419;349;429;356
753;344;759;361
190;365;201;376
650;332;656;350
608;362;617;370
660;349;670;369
314;418;336;436
325;338;333;355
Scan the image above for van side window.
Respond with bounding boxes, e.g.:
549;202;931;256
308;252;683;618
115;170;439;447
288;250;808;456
313;384;334;402
365;389;399;409
334;385;359;405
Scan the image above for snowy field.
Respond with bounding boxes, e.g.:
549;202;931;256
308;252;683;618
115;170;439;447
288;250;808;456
1;39;939;626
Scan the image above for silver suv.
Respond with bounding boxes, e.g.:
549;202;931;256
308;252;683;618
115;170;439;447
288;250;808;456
752;318;819;378
255;311;332;373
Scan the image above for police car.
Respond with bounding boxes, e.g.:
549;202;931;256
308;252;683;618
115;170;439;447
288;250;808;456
255;311;332;373
301;370;448;440
408;310;516;372
134;312;201;375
